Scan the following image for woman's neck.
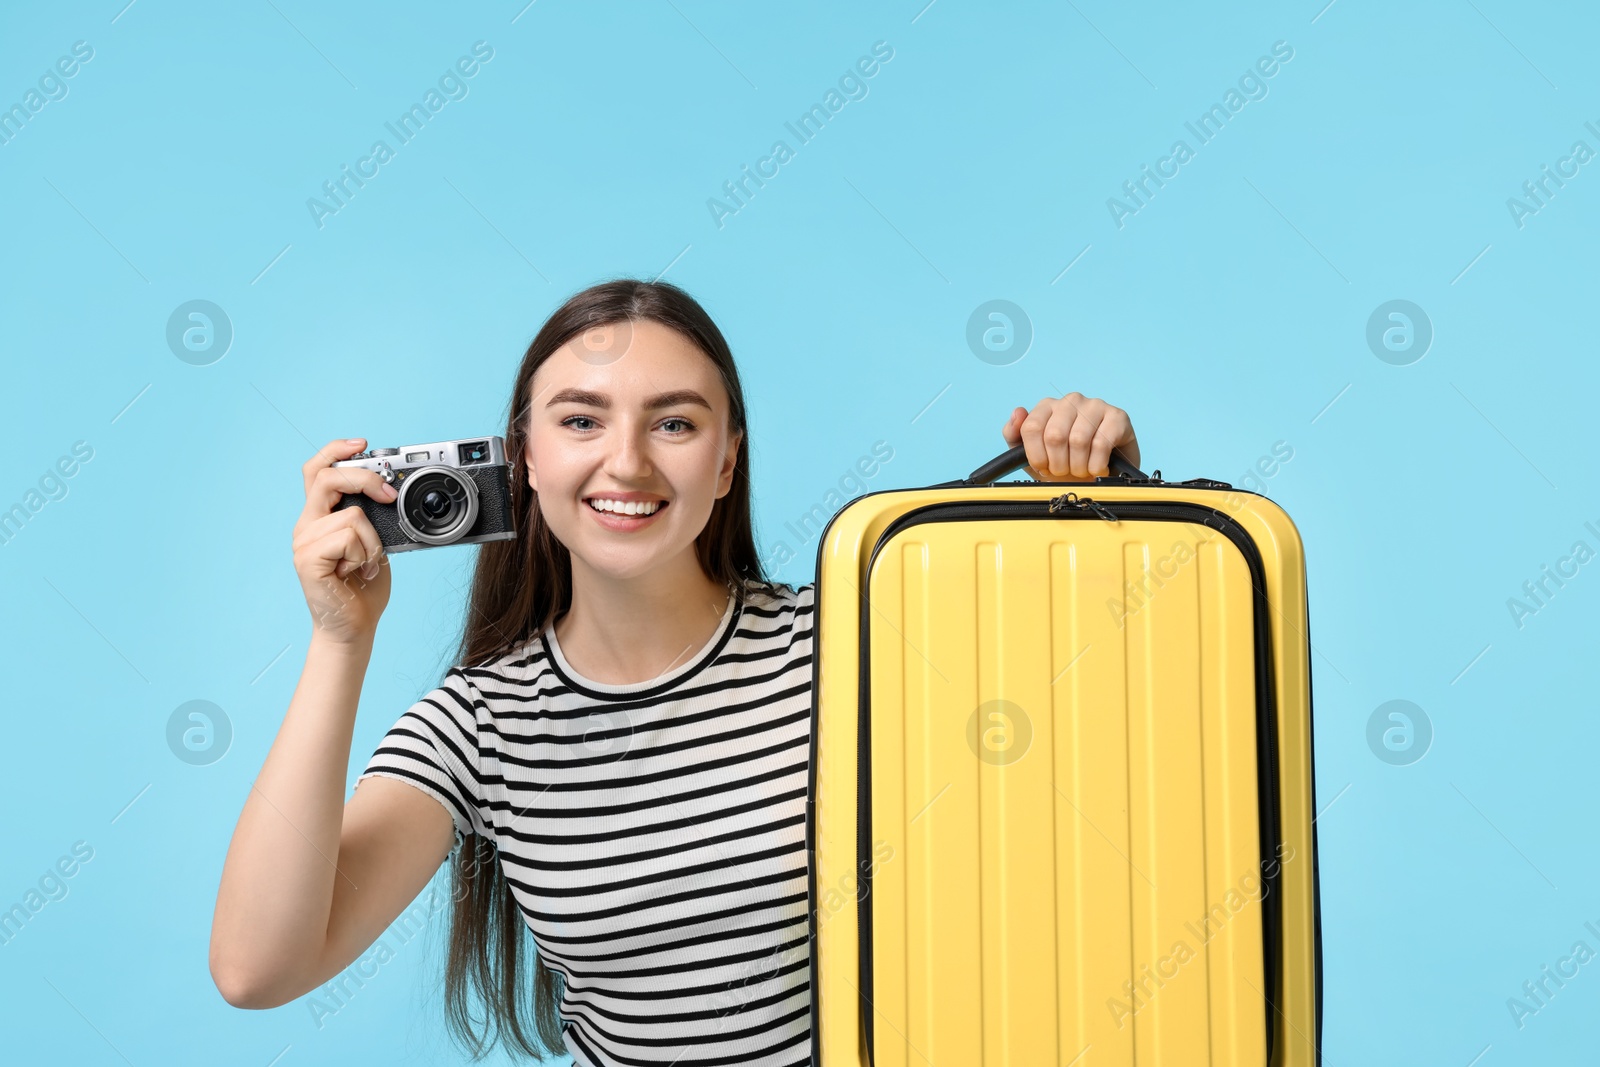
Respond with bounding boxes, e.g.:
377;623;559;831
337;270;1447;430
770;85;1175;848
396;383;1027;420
553;560;734;685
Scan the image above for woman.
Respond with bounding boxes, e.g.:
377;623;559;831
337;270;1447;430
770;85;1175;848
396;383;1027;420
209;279;1140;1066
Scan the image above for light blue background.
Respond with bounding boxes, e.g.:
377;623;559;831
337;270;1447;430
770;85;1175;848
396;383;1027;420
2;1;1596;1064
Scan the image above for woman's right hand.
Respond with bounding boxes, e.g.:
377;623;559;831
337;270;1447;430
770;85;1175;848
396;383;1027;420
292;438;399;645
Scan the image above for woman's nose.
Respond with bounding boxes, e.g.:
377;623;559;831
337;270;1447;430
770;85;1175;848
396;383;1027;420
603;430;653;479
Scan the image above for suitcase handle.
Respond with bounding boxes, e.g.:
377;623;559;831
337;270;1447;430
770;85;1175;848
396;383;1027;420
964;443;1146;485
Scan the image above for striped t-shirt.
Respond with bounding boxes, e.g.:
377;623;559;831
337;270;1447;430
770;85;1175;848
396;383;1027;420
357;579;816;1067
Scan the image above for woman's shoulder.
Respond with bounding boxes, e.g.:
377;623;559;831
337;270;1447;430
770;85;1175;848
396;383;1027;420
736;576;815;614
449;633;553;698
716;578;810;674
732;576;815;652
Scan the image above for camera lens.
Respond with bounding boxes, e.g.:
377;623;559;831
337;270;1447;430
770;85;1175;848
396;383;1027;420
396;467;480;545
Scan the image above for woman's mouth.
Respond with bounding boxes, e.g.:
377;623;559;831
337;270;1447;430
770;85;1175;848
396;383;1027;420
584;496;669;531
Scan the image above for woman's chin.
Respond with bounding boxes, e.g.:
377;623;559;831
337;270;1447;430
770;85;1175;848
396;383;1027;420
568;544;683;583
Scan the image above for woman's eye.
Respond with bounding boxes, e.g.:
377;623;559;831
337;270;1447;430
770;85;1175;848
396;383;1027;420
562;415;692;434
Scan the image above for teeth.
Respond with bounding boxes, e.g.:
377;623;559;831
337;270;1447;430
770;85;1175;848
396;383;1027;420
588;498;663;516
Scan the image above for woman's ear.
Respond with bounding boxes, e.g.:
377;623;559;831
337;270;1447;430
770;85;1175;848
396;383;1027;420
524;440;538;493
716;429;742;498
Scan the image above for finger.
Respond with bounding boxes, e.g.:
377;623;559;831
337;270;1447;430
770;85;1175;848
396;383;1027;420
312;524;368;579
340;508;385;575
319;524;378;581
294;504;378;556
1038;398;1079;479
1066;399;1105;479
348;510;385;575
1121;433;1141;471
1089;406;1135;475
1019;400;1054;479
1001;406;1027;446
1004;408;1040;479
301;464;398;526
338;555;385;582
299;508;384;578
340;554;384;582
302;438;370;497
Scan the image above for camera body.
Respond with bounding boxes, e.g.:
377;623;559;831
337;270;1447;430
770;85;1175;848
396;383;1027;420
332;436;517;553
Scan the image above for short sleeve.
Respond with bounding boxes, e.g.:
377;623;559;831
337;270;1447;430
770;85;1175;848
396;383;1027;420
358;667;490;848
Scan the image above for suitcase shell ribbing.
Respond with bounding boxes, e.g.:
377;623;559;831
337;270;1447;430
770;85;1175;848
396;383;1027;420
805;476;1321;1066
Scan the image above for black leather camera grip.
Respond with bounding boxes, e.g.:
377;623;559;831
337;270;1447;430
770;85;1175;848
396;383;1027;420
333;464;515;551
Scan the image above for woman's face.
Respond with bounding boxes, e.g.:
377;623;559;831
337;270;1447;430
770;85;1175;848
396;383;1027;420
524;318;741;581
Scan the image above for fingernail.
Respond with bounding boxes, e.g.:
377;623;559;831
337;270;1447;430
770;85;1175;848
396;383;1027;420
362;561;378;580
348;438;364;446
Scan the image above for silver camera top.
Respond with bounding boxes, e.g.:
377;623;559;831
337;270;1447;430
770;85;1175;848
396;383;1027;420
333;436;512;548
338;436;508;475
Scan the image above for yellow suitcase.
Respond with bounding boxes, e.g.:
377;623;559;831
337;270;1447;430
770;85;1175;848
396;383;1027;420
805;445;1322;1066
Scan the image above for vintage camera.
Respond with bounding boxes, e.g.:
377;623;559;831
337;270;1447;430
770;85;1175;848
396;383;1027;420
332;436;517;553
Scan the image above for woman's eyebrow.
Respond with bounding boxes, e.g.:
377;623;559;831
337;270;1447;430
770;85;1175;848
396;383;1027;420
546;388;711;411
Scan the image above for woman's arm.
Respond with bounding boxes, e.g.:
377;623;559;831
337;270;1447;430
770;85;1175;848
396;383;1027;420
208;635;457;1008
209;437;457;1008
209;633;368;1005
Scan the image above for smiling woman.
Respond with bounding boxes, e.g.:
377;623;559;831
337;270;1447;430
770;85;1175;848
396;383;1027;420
212;275;1138;1067
352;281;816;1066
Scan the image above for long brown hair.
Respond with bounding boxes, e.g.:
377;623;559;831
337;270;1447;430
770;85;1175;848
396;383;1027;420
439;277;789;1060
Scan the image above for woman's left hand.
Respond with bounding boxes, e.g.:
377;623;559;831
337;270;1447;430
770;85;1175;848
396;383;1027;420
1001;392;1140;480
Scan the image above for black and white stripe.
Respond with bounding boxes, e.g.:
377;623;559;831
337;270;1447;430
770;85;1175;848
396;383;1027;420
359;580;817;1067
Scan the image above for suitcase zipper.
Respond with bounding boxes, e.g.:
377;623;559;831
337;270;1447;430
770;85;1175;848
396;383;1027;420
849;497;1284;1067
1048;490;1119;521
